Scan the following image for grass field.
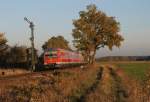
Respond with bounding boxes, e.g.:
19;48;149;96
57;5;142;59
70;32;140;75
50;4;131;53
1;63;150;101
100;61;150;82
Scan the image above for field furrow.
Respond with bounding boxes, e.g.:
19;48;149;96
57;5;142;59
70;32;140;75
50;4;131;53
84;66;127;102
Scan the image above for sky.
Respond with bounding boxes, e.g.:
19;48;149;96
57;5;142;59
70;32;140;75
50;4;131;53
0;0;150;57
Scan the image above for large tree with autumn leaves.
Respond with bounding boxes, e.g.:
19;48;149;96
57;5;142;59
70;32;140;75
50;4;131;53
72;4;124;64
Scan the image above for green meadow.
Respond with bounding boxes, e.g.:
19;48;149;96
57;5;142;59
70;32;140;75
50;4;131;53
116;62;150;81
100;61;150;81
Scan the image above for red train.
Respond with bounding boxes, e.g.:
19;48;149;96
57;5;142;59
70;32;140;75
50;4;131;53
44;48;84;68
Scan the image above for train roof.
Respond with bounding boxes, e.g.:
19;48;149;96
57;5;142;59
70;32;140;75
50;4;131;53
45;48;80;54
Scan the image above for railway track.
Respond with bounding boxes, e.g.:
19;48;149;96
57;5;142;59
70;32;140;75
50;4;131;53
0;65;84;82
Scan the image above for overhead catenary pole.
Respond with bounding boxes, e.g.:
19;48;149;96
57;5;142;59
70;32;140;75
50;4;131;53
24;17;35;71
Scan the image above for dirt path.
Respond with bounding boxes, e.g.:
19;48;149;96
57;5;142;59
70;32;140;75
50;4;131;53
77;66;103;102
82;65;150;102
81;65;128;102
108;66;128;102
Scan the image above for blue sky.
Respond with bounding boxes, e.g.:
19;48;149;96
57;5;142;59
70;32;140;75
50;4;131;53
0;0;150;57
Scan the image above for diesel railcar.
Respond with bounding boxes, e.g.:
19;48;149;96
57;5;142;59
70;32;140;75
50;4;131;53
44;48;84;68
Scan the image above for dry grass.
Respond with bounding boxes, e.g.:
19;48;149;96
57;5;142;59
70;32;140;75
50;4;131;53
0;64;102;102
1;63;150;102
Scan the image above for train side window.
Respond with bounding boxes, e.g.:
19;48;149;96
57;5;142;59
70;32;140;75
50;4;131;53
50;54;57;58
45;54;49;57
45;54;57;58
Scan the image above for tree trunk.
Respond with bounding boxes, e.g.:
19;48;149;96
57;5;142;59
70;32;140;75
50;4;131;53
91;49;96;64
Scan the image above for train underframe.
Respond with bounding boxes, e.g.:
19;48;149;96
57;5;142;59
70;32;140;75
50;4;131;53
44;62;86;69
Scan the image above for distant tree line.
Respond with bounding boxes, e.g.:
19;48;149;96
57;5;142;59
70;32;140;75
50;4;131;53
97;56;150;61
